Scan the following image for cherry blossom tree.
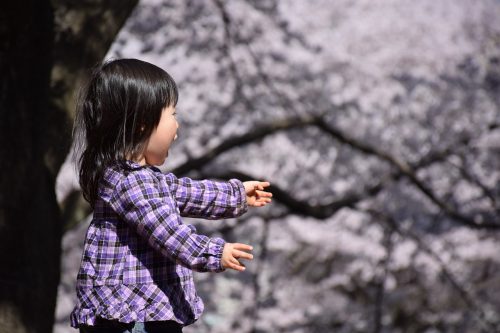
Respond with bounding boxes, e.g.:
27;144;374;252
56;0;500;332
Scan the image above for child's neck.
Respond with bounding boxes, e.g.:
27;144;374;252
135;156;147;166
127;154;147;166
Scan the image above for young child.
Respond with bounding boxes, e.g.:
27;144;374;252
70;58;272;333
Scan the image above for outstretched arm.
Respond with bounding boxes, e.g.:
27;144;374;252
109;171;227;273
166;174;272;219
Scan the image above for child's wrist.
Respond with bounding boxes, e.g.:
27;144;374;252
208;237;226;272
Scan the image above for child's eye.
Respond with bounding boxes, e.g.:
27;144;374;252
172;112;177;117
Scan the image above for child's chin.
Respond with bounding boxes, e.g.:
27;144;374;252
149;156;166;166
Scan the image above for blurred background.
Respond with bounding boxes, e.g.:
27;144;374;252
1;1;499;333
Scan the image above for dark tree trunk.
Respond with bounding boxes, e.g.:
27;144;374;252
0;2;59;332
0;1;137;332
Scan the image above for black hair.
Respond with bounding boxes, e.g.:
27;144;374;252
73;58;178;207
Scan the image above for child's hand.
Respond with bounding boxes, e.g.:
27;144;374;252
222;243;254;272
243;181;272;207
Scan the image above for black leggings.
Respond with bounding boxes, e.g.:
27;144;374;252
79;318;183;333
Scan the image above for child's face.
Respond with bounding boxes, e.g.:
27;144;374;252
143;105;179;166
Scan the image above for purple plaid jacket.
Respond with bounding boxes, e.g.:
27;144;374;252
70;161;247;327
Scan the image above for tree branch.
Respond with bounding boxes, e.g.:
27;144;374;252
171;115;316;175
314;117;500;229
373;227;394;333
448;154;499;210
210;0;498;229
204;169;386;219
175;112;498;228
363;208;500;333
249;216;272;333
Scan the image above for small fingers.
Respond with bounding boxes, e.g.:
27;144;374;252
256;190;273;198
232;243;253;252
256;182;270;191
229;257;246;271
233;249;254;261
254;196;272;206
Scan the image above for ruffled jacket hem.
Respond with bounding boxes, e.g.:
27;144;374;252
70;301;201;328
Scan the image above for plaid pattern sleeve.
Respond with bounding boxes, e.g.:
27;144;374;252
69;163;232;328
109;169;225;273
165;173;248;219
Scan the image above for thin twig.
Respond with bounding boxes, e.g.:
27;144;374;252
363;208;499;333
